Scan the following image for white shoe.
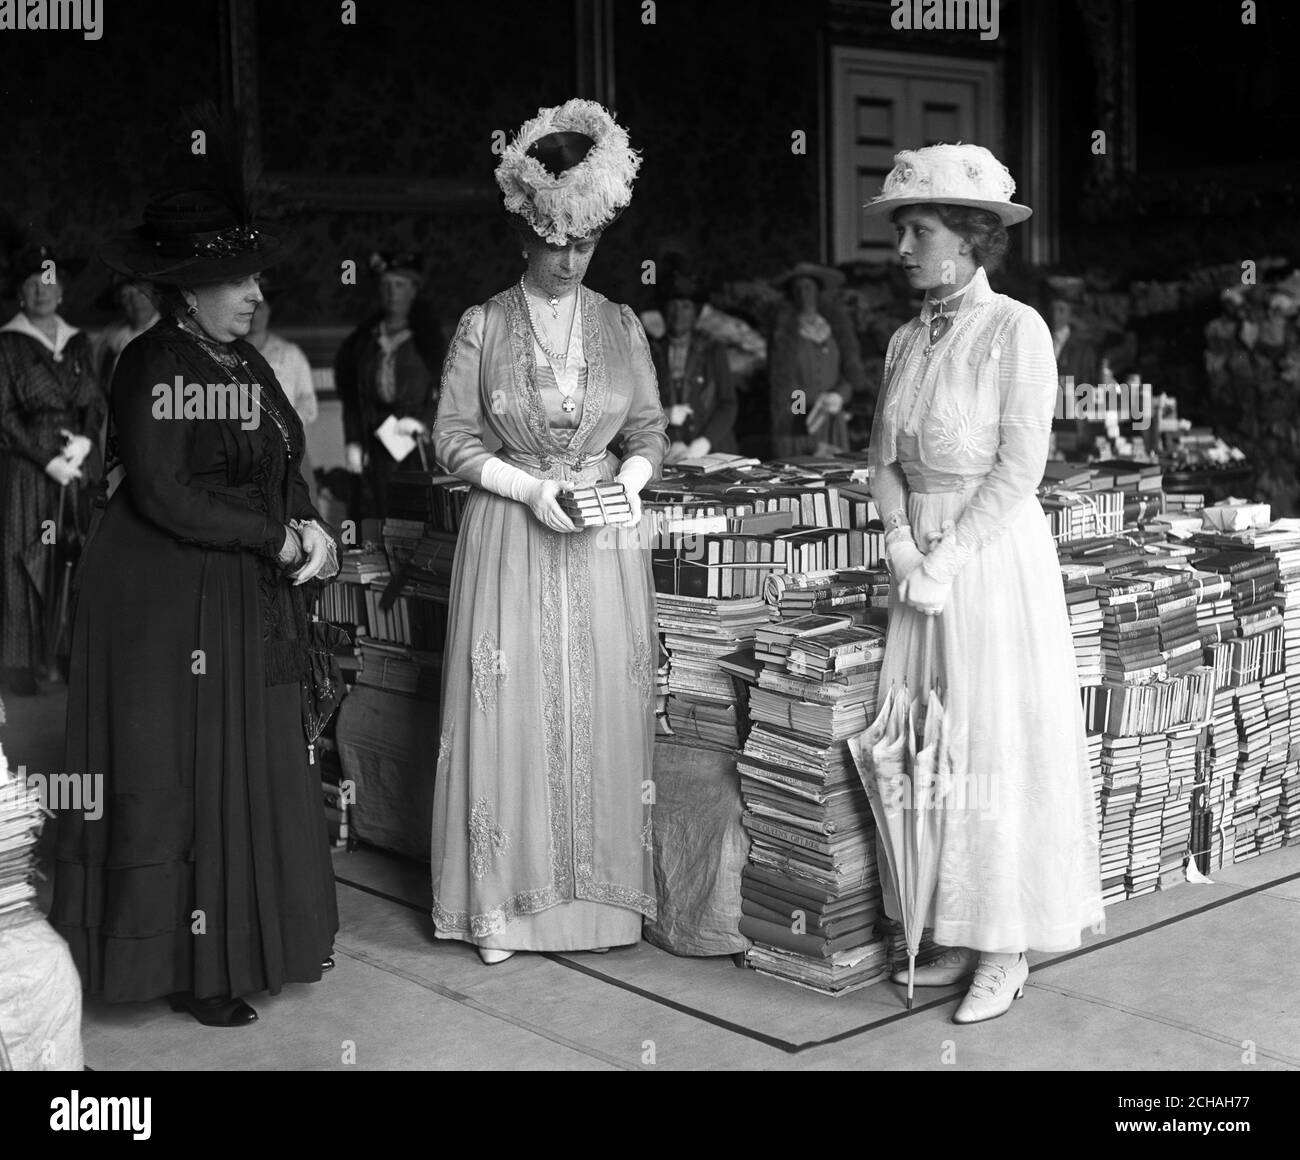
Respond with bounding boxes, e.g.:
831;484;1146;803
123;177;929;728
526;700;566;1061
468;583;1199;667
477;946;516;965
952;954;1029;1024
891;945;978;987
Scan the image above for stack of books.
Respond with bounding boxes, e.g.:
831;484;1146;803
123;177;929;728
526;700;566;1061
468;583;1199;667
737;656;889;995
1191;569;1235;647
656;594;773;750
1256;672;1291;855
1229;683;1268;861
0;744;43;920
1265;538;1300;666
558;482;631;527
1093;575;1166;684
1041;487;1125;542
754;613;851;670
786;625;886;686
1125;735;1169;897
763;569;890;617
1159;725;1199;886
1061;568;1103;686
1098;735;1141;903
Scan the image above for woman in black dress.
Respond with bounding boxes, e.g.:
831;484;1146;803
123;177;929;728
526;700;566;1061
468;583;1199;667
51;175;341;1027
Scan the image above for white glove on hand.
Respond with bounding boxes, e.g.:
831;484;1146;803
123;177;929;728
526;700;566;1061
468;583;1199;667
884;526;925;582
394;417;427;437
60;430;94;469
291;520;338;585
614;455;653;528
45;456;81;487
821;391;845;415
345;443;364;474
685;437;711;458
481;457;575;532
667;404;693;427
277;525;305;568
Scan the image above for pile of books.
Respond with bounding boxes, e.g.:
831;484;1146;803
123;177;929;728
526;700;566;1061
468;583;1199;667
736;609;891;995
1229;683;1268;862
763;569;889;618
1041;487;1125;542
0;744;43;920
1061;567;1103;687
1125;735;1169;897
1160;726;1199;886
656;595;772;750
558;482;631;528
1093;575;1167;685
1098;735;1140;903
738;714;889;994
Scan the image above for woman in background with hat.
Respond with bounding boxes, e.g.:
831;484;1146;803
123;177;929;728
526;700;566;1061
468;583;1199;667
51;119;340;1027
649;259;738;463
334;250;444;519
0;244;104;695
768;260;867;459
863;144;1103;1023
431;99;667;964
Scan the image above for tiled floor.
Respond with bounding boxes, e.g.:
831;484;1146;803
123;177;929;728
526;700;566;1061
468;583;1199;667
6;684;1299;1071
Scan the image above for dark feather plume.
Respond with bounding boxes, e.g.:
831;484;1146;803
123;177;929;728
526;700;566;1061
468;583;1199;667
181;101;260;225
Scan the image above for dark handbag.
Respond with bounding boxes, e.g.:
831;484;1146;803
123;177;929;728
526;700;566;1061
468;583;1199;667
302;617;352;763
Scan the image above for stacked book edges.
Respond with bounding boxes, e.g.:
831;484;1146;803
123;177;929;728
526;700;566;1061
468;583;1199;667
558;482;631;527
0;768;44;919
387;472;472;533
738;645;889;995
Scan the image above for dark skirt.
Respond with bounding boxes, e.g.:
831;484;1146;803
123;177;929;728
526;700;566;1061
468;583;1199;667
0;454;60;670
50;493;338;1002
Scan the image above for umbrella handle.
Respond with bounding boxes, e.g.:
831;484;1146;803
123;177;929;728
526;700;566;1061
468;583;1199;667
920;612;936;691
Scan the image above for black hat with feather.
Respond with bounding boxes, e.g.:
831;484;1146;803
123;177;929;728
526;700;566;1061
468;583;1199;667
101;103;282;285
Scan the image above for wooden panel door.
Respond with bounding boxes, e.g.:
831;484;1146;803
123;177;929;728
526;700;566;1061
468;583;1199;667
831;48;999;263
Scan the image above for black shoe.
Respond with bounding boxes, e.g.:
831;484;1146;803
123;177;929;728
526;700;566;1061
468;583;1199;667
320;957;335;972
167;992;258;1027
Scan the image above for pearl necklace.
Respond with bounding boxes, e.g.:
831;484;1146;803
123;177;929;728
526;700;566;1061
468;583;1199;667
521;279;582;413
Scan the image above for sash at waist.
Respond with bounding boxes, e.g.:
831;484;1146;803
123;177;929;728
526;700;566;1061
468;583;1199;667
902;467;991;495
499;447;610;482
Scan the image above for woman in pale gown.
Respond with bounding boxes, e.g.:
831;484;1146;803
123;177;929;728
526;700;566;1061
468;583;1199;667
863;145;1104;1023
430;100;668;963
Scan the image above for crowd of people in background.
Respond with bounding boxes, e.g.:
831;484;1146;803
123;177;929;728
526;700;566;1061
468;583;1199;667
0;227;1111;699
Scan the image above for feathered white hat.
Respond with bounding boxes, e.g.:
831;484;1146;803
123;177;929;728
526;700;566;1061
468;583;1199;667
862;143;1031;225
495;99;641;246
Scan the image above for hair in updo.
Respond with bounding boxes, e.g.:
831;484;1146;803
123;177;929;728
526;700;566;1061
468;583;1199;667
933;204;1009;271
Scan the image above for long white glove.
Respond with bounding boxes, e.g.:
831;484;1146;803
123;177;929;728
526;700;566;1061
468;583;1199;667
480;457;575;532
614;454;653;528
45;456;81;487
884;525;925;582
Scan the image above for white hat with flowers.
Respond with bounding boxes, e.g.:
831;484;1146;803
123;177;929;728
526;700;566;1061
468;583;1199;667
862;143;1032;225
495;98;641;247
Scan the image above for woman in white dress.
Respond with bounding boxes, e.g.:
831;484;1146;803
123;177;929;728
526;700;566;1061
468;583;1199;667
864;145;1104;1024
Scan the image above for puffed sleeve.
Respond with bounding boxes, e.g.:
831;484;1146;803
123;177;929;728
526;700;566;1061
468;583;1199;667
867;326;909;528
113;337;284;555
431;305;492;487
616;303;669;474
922;307;1057;584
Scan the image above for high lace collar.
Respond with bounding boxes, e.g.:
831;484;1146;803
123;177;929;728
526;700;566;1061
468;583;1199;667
918;266;993;324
